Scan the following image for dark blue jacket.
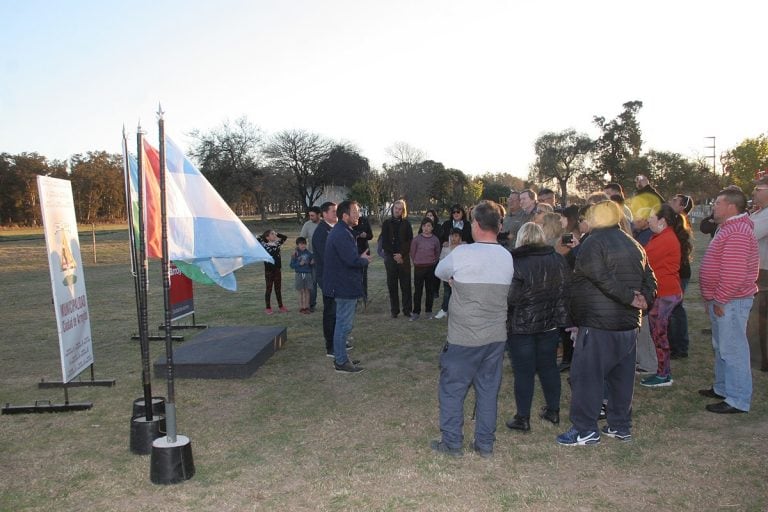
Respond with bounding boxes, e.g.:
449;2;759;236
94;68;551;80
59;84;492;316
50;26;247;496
323;221;369;299
312;221;333;290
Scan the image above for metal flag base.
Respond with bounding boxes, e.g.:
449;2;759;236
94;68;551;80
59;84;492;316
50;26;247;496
2;386;92;414
2;399;93;414
150;435;195;484
130;415;166;455
132;396;166;418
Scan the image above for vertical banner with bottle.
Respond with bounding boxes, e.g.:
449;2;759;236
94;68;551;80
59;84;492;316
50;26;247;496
37;176;94;382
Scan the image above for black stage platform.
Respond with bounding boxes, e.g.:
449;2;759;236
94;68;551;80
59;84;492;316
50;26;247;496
153;326;287;379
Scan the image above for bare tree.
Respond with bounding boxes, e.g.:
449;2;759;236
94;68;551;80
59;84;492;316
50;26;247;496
264;129;334;211
189;117;268;216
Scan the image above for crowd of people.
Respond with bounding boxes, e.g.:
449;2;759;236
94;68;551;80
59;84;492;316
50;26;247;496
258;174;762;454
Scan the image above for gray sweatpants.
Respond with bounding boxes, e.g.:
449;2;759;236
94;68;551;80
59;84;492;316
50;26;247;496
438;341;505;451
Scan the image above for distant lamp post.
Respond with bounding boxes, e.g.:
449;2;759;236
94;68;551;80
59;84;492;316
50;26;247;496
705;136;716;174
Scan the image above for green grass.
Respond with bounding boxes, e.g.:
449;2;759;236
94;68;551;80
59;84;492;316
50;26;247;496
0;224;766;511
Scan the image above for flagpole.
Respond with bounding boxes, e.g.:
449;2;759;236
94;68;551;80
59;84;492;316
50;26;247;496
127;125;166;455
150;105;195;484
157;107;178;442
135;126;156;423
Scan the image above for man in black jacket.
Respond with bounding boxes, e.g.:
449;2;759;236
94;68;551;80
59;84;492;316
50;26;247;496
557;200;657;446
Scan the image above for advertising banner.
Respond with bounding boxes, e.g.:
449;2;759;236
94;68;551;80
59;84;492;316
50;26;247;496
170;263;194;321
37;176;94;382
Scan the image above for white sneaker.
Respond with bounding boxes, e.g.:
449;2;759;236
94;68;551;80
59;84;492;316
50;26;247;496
434;310;447;319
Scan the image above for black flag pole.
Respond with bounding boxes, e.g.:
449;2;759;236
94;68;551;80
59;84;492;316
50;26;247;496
127;125;165;455
150;105;194;484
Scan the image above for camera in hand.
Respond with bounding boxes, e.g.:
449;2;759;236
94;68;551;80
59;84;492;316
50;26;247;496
561;232;573;244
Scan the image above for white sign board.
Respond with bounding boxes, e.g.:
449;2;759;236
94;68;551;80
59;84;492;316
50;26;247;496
37;176;94;382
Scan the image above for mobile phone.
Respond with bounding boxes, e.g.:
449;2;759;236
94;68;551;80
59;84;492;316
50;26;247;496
561;232;574;244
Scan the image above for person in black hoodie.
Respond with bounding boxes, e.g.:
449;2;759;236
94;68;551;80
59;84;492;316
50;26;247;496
505;222;570;433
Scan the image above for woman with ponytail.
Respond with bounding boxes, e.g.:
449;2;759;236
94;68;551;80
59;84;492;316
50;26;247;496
641;204;692;387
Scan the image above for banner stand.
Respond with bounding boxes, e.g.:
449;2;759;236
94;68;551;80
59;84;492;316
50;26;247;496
159;313;208;331
38;363;116;388
2;384;93;415
131;333;185;342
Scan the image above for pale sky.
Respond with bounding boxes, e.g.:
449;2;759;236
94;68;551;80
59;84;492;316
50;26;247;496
1;0;765;178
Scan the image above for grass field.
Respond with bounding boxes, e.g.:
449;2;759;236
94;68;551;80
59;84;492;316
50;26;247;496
0;221;766;511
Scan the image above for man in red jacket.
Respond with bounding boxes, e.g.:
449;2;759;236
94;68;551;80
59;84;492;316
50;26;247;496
698;188;759;413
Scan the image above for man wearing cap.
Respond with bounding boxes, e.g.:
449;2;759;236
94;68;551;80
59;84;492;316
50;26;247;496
698;188;759;413
750;177;768;372
634;175;665;204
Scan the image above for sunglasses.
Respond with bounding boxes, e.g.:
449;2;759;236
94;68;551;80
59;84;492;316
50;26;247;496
452;210;461;214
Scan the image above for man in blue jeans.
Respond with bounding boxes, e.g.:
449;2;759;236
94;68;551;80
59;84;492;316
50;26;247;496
322;200;372;374
432;200;514;458
698;187;759;413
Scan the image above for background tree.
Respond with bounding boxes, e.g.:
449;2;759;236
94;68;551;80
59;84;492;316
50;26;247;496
318;144;370;187
644;150;721;203
0;152;66;226
592;100;644;187
264;129;334;212
349;168;393;224
723;134;768;192
69;151;123;222
533;129;593;206
189;117;267;217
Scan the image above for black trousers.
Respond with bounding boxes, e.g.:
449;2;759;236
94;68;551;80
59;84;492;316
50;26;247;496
412;264;436;314
322;294;336;353
384;257;412;316
568;326;637;433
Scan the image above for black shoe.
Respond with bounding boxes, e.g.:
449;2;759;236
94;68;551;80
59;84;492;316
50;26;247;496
598;403;607;421
539;407;560;425
670;352;688;360
471;440;492;458
706;401;746;414
346;343;353;351
334;361;364;374
698;387;725;399
558;362;570;373
506;415;530;432
430;440;463;457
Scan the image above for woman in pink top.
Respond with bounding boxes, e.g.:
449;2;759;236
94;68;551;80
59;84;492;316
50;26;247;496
641;204;692;387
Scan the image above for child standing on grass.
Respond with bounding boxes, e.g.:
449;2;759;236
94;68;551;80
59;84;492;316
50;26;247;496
433;228;465;319
257;229;288;315
409;217;442;320
290;236;314;314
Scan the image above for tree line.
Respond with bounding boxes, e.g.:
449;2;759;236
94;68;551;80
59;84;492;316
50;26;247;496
2;101;767;227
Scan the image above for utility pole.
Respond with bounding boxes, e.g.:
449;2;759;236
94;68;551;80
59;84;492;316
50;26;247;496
705;136;716;174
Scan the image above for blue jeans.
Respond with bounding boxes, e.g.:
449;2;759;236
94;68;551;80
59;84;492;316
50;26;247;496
708;298;753;411
333;298;357;365
438;341;505;452
506;330;561;417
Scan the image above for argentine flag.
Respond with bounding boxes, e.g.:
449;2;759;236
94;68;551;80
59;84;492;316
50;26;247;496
161;135;273;290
